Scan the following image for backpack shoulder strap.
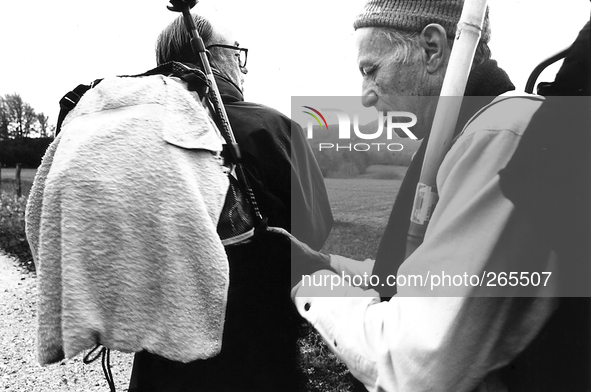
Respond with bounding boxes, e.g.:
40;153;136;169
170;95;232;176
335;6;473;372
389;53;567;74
56;79;102;135
135;61;210;96
55;62;209;136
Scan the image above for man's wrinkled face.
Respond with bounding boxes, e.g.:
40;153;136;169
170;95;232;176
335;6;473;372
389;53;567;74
210;23;247;91
355;27;438;139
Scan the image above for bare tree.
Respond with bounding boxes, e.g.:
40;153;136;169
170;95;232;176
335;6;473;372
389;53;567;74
4;94;25;138
37;113;51;138
0;93;53;139
23;104;37;138
2;93;39;139
0;98;9;140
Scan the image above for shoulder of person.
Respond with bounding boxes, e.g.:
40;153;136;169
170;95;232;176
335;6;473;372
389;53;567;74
231;100;286;118
460;94;545;139
230;101;306;140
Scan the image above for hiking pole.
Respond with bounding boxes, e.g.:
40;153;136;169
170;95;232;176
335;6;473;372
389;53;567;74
406;0;488;258
167;0;264;224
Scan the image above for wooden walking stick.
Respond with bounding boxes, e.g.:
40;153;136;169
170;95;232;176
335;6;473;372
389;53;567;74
406;0;489;257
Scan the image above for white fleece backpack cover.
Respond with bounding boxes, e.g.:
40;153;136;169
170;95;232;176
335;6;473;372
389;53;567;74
25;74;230;365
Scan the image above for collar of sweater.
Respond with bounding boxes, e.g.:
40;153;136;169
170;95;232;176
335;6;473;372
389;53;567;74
465;59;515;96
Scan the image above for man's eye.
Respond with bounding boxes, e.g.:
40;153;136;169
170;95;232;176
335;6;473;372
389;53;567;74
360;66;376;77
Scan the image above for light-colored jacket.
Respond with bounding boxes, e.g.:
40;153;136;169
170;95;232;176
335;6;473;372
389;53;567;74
294;95;557;392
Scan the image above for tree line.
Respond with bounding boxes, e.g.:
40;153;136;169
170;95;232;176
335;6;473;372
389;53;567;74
0;93;54;139
307;123;421;178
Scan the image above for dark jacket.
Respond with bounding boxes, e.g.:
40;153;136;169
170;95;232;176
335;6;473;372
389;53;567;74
498;22;590;392
129;72;333;392
217;73;333;250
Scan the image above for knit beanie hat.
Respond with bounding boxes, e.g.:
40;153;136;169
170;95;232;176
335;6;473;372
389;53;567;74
354;0;491;43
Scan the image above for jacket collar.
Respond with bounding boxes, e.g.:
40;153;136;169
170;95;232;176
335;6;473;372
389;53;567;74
212;69;244;103
465;59;515;96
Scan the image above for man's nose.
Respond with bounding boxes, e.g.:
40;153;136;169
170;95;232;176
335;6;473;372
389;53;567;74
240;66;248;75
361;89;378;108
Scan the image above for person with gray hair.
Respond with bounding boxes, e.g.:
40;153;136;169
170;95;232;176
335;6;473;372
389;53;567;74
128;13;333;392
283;0;576;391
155;15;247;94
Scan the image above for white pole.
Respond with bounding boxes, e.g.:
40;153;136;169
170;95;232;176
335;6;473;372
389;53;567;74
406;0;489;257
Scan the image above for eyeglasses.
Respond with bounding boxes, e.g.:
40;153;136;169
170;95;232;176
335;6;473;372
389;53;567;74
206;44;248;68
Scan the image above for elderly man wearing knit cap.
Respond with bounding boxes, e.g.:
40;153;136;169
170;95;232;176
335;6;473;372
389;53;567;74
284;0;568;391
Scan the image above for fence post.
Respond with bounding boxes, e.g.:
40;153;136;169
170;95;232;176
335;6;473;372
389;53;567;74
16;163;22;198
0;163;2;196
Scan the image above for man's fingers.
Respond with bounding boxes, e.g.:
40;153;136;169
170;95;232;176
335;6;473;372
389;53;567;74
266;226;292;238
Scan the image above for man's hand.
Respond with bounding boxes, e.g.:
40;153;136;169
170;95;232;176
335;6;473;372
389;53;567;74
265;226;334;288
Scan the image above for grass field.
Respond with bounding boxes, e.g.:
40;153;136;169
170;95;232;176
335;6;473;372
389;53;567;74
320;175;403;260
0;167;36;197
360;164;407;180
325;177;401;227
0;168;37;181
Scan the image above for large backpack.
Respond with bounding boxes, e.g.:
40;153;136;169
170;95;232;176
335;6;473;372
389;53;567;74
25;62;266;387
55;61;260;245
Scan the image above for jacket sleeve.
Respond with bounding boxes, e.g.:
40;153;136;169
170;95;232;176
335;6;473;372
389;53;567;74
289;121;333;250
228;103;333;250
293;97;557;391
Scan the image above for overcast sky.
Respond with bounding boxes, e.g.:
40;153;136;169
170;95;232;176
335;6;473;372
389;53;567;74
0;0;588;125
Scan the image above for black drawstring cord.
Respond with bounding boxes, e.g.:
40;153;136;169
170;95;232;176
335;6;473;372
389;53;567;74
83;344;116;392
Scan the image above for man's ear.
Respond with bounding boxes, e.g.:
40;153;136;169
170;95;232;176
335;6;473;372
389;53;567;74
419;23;450;74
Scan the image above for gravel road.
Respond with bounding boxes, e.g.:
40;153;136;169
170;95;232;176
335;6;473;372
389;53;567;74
0;253;135;391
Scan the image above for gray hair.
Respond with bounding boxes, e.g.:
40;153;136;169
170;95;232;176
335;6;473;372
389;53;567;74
377;28;491;67
156;14;219;66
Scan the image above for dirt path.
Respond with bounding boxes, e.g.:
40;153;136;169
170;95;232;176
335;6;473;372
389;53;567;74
0;253;134;391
